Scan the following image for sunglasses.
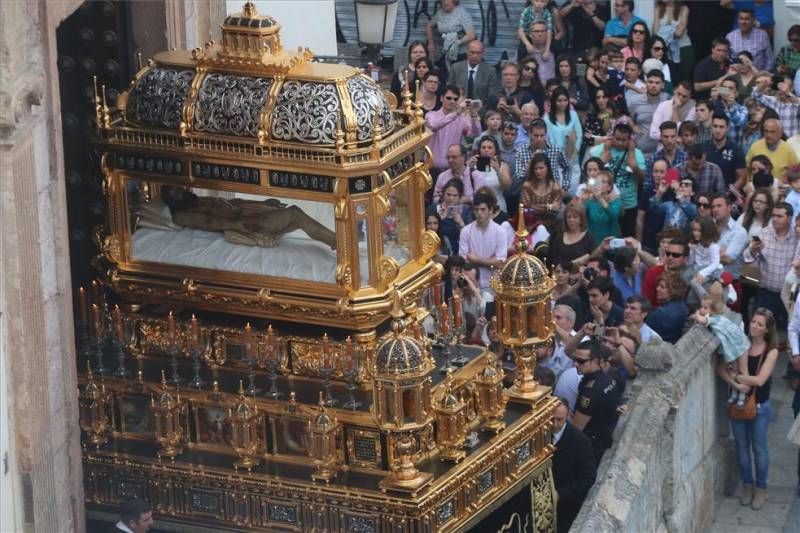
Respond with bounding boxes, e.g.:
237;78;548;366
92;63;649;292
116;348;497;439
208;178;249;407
443;95;459;101
665;251;684;258
632;29;646;35
574;357;590;365
652;46;664;51
698;202;710;208
523;65;536;71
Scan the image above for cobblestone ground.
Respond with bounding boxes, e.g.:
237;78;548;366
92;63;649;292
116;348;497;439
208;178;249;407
710;362;800;533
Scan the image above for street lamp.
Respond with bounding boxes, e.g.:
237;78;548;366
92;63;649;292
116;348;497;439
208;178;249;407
354;0;398;66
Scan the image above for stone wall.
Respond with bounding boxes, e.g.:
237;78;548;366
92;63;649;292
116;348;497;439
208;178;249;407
570;325;739;533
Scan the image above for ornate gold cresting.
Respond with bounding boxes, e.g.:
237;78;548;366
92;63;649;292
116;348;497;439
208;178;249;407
151;371;188;460
474;353;508;433
78;362;113;449
228;380;266;471
307;392;343;482
490;205;556;404
433;370;467;463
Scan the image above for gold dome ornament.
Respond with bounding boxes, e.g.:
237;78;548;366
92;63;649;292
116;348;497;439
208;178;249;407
490;205;557;404
228;381;266;471
433;370;467;462
78;361;113;450
307;392;343;482
151;370;188;460
475;353;508;433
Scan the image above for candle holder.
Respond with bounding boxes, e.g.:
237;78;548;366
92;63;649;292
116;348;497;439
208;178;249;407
450;323;468;367
242;324;261;396
262;328;287;400
113;317;138;379
319;359;337;408
91;307;110;376
188;331;210;390
166;342;184;386
342;341;362;411
437;305;456;374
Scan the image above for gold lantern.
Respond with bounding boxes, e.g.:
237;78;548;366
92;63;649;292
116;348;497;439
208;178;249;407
307;392;343;482
475;353;508;433
228;381;266;471
373;290;434;494
79;362;113;449
490;208;556;404
151;370;188;460
433;370;467;463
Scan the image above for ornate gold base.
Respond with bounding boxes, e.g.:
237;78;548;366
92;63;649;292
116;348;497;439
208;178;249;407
506;384;551;405
157;446;183;461
311;467;339;483
438;446;466;463
379;470;433;497
481;418;506;433
234;457;261;472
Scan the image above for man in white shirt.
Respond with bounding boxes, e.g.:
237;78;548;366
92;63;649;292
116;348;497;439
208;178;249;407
649;80;697;142
459;190;508;302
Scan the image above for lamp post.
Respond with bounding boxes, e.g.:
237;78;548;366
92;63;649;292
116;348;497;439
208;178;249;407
354;0;399;65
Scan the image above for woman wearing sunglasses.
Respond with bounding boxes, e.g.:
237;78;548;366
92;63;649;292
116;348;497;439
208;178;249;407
648;35;673;95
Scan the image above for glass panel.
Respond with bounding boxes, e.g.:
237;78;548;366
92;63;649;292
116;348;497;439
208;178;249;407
127;180;337;282
382;181;412;266
358;217;371;288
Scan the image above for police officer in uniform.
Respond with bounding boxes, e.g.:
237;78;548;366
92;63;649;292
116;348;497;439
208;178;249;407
571;339;620;463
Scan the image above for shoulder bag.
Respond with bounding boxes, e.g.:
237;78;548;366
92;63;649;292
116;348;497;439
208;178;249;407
728;350;766;422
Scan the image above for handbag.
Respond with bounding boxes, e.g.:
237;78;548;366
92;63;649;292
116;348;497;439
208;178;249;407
728;392;757;420
740;262;761;286
728;350;766;421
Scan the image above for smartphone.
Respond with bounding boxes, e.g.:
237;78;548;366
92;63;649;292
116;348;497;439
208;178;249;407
476;156;490;171
470;99;482;112
664;168;680;186
717;86;731;98
610;238;626;249
772;74;785;91
587;177;597;187
447;205;459;217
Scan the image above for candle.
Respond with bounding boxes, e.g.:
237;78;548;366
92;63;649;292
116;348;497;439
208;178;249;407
91;304;101;339
91;280;101;305
78;287;88;323
412;321;421;341
322;333;331;366
433;282;442;307
113;305;124;342
452;295;463;328
244;323;253;357
190;315;200;348
266;325;276;361
344;336;354;371
167;311;176;344
439;303;449;337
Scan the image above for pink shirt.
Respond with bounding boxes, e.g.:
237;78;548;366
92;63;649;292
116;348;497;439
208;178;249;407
425;109;481;169
459;220;508;290
433;167;485;203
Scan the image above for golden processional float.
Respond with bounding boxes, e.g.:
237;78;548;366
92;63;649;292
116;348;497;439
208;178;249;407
77;3;559;531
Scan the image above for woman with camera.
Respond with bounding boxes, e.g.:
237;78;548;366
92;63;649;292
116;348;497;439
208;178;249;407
446;255;484;320
436;178;474;256
469;137;512;215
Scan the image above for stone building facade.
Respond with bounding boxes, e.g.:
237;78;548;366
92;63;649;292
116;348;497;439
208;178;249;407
0;2;223;531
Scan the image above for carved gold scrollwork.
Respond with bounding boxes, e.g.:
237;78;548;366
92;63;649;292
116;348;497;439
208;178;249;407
182;278;197;295
415;168;432;192
530;465;556;533
377;256;400;288
257;288;271;302
103;235;122;263
335;263;353;289
420;230;440;262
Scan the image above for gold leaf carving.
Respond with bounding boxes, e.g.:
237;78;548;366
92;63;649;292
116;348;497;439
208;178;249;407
420;230;440;261
378;256;400;286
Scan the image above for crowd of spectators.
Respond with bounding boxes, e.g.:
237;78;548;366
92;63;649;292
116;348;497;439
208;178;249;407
399;1;800;530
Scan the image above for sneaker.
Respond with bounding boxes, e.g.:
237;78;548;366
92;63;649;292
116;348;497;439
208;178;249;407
736;399;746;410
751;488;767;510
727;394;736;404
739;484;753;506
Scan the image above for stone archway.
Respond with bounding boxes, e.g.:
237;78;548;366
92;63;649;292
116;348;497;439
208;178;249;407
0;2;223;531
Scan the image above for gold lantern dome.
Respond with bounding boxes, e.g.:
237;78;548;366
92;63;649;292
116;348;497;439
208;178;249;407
493;229;555;303
374;291;431;376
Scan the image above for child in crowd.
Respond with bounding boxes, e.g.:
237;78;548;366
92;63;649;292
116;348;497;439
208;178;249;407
518;0;553;61
688;215;722;285
605;49;626;104
692;292;750;408
653;176;697;233
678;120;699;150
585;48;609;99
472;110;504;152
574;158;620;202
784;166;800;227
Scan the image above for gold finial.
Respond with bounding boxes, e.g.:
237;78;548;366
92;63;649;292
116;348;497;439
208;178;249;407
100;84;111;128
514;203;530;254
238;380;246;396
160;369;167;387
389;285;404;319
136;52;143;71
86;360;94;380
137;370;144;382
242;2;258;18
318;391;325;408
